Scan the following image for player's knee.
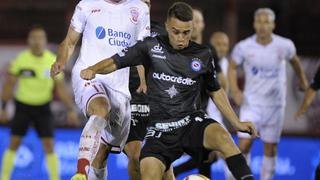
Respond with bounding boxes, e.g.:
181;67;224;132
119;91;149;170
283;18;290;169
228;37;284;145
9;136;22;151
140;158;163;180
42;139;54;154
204;124;232;149
264;143;277;157
88;98;110;119
239;139;252;154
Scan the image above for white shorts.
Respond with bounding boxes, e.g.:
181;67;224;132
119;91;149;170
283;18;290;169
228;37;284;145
237;104;285;143
72;72;131;153
206;98;223;124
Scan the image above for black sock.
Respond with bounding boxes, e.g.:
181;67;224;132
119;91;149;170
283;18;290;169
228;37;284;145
226;153;254;180
199;162;211;178
173;158;197;176
315;162;320;180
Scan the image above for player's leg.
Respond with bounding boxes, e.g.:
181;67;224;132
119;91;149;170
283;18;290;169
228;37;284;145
261;142;277;180
259;106;285;180
140;127;180;180
140;157;166;180
1;101;30;180
315;162;320;180
1;135;22;180
88;142;111;180
34;104;61;180
125;140;143;180
41;138;60;180
173;157;197;177
124;102;149;180
203;123;253;180
163;165;175;180
72;79;110;177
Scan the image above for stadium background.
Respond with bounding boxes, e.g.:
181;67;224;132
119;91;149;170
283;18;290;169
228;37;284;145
0;0;319;179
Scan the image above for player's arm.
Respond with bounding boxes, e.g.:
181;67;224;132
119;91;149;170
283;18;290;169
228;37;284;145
80;58;118;80
81;40;149;80
290;55;308;91
205;59;257;137
136;65;147;94
295;66;320;118
51;27;81;78
228;60;243;106
54;79;79;126
0;73;17;122
217;72;228;92
208;89;257;137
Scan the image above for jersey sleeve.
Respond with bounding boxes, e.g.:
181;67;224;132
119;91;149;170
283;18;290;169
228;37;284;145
310;66;320;91
285;39;297;61
210;46;222;73
112;40;149;69
8;55;22;76
231;42;245;65
137;6;151;40
204;55;221;92
70;1;88;33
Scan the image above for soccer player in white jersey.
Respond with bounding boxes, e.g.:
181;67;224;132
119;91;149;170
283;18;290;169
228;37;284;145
228;8;308;180
50;0;150;179
207;32;230;124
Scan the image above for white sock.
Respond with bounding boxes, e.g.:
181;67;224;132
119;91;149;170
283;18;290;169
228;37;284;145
225;153;250;180
77;115;107;174
243;153;251;165
88;166;107;180
261;156;276;180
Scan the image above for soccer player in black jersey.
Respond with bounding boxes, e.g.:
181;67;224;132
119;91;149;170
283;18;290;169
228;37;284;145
80;2;257;180
295;67;320;180
124;0;173;179
173;8;228;179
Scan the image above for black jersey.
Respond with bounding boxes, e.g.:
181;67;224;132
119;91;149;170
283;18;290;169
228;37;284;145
311;66;320;91
113;35;221;122
129;20;167;103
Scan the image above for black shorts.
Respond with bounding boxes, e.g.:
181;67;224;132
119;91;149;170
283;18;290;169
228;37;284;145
140;112;218;170
126;103;149;143
11;100;54;138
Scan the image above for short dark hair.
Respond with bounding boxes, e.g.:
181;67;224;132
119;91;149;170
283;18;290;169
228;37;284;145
167;2;193;22
29;24;46;33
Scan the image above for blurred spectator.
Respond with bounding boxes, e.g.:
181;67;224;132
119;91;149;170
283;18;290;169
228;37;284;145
0;25;79;180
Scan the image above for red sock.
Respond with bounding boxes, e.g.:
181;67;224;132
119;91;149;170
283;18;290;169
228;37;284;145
77;158;90;175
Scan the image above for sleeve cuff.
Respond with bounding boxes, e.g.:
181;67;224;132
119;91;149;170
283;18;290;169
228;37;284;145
111;54;122;69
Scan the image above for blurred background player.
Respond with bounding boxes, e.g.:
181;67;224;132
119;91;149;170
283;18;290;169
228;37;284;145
295;65;320;180
228;8;308;180
173;9;228;179
0;25;78;180
50;0;150;179
124;0;174;179
207;32;230;122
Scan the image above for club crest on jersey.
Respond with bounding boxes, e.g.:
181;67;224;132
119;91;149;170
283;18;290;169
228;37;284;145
129;7;139;24
191;58;202;72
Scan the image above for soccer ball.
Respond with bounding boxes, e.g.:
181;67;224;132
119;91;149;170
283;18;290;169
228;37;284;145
183;174;210;180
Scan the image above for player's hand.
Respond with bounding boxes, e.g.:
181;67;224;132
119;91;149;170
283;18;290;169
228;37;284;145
231;89;243;106
51;61;65;78
66;110;80;127
294;108;307;120
236;121;258;138
80;68;96;80
136;82;147;94
0;109;9;124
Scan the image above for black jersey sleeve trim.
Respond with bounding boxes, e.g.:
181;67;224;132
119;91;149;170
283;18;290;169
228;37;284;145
112;54;122;69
